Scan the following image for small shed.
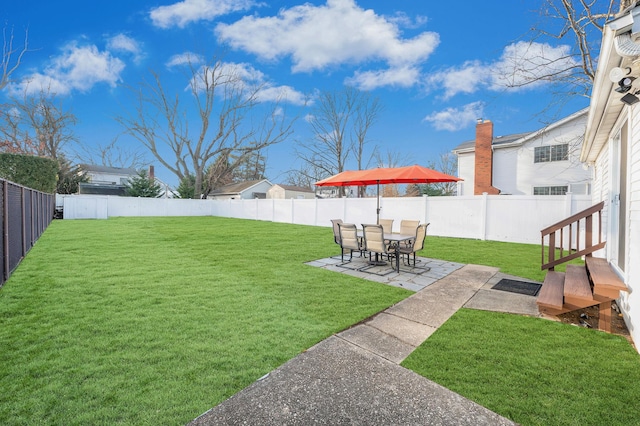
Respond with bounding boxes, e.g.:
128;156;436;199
267;184;315;199
208;179;273;200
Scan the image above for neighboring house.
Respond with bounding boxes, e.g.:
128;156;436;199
207;179;273;200
78;164;174;197
267;184;315;199
78;164;138;196
453;109;591;196
316;186;357;199
582;3;640;350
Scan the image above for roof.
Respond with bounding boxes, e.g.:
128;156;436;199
583;8;629;163
453;108;588;153
80;164;138;175
273;184;314;193
210;179;272;195
453;132;532;152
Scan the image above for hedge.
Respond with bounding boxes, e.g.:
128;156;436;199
0;153;58;193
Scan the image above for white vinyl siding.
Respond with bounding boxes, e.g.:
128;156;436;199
456;152;475;196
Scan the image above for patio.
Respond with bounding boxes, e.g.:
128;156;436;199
307;253;542;317
306;254;464;292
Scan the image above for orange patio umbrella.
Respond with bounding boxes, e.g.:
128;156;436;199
315;164;462;223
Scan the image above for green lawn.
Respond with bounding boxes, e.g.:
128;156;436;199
1;217;636;426
424;235;581;283
0;217;411;425
403;309;640;426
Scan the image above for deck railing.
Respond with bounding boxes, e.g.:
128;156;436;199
541;201;605;271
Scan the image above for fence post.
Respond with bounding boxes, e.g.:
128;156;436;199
422;194;429;226
480;192;488;240
343;197;348;223
21;187;26;258
564;192;573;217
3;180;8;283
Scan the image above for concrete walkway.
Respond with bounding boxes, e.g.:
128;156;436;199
190;261;541;425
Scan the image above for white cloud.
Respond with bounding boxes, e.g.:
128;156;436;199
107;34;144;64
215;0;439;74
387;12;428;30
346;65;421;90
166;51;205;68
425;42;578;99
9;42;124;96
256;85;307;105
491;41;578;90
426;60;490;99
423;102;485;132
150;0;256;29
191;61;307;105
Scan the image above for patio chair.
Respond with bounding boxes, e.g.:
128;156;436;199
337;223;361;264
361;224;397;275
331;219;343;245
379;218;394;234
398;223;430;272
399;219;420;235
398;219;420;247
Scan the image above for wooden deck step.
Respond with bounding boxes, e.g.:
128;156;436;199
563;265;593;306
586;257;628;300
537;271;564;311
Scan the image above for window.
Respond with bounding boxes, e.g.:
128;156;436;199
534;144;568;163
533;186;568;195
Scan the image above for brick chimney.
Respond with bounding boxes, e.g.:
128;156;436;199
474;119;500;195
148;165;155;182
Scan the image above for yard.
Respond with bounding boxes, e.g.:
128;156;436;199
1;217;638;425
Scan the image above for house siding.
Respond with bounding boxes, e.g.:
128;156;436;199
455;110;590;196
619;108;640;345
492;146;519;194
515;113;589;195
582;4;640;351
456;152;475;196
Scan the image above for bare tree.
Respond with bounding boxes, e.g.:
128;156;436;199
426;151;458;196
352;91;382;197
117;59;295;199
77;137;150;169
520;0;617;101
296;86;381;197
285;161;326;190
1;25;29;90
0;87;77;160
231;147;267;182
374;149;409;198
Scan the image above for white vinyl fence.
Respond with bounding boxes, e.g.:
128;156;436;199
56;193;593;245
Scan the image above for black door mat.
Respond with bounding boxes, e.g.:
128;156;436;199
491;279;542;296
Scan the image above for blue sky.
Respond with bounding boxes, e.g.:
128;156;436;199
2;0;590;186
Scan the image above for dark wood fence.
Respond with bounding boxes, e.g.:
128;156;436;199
1;179;55;288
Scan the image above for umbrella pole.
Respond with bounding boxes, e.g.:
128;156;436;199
376;180;380;224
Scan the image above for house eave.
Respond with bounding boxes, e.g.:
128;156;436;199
583;11;632;163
